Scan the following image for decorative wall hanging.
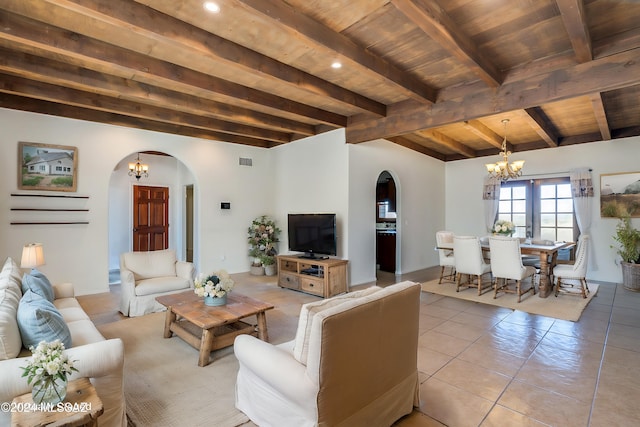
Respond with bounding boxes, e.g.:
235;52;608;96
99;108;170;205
600;171;640;217
18;142;78;192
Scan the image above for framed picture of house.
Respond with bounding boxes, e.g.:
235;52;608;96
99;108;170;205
18;141;78;192
600;171;640;217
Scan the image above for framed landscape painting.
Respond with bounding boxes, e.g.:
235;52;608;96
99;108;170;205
600;171;640;217
18;141;78;192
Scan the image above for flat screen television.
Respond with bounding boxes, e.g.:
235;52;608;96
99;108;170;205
288;213;337;259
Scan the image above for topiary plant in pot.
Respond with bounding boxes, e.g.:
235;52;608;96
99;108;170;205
612;215;640;291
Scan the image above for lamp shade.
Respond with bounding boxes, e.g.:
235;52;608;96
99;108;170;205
21;243;45;268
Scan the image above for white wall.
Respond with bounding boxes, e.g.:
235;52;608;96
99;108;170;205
1;108;273;295
272;129;350;258
348;139;445;284
445;136;640;283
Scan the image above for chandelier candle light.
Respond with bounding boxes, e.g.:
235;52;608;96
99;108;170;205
485;119;525;181
128;153;149;181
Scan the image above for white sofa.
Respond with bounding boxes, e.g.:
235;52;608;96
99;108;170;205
234;280;422;427
0;256;125;427
119;249;195;317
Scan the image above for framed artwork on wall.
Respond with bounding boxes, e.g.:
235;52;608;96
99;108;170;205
600;171;640;217
18;141;78;192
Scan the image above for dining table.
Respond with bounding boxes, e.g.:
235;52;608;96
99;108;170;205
438;239;575;298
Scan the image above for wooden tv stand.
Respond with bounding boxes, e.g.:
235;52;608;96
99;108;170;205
277;255;348;298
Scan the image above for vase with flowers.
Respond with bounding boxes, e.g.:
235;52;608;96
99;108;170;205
195;270;235;306
21;340;78;405
493;220;516;236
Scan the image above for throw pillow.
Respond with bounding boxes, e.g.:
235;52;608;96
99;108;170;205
292;286;381;365
21;269;55;302
17;289;72;349
0;287;23;360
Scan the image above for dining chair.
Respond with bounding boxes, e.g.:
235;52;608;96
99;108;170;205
489;236;537;302
554;234;590;298
436;231;456;284
453;236;492;295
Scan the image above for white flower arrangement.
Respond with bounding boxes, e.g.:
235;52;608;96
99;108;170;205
194;270;235;298
21;340;77;387
493;220;516;235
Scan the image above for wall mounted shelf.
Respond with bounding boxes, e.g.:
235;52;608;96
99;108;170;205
10;221;90;225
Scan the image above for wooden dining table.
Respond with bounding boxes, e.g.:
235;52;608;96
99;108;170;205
438;239;575;298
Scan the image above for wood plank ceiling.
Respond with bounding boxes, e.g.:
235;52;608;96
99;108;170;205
1;0;640;161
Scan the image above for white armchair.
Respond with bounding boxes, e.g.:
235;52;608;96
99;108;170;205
119;249;194;317
436;230;456;283
489;236;536;302
453;236;492;295
554;235;590;298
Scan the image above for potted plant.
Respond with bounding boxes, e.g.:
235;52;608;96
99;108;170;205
261;254;277;276
248;247;264;276
247;215;281;275
612;215;640;291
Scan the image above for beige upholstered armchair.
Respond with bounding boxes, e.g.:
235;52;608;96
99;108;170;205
119;249;194;317
234;281;422;427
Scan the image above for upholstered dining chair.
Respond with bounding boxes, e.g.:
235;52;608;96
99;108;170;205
489;236;537;302
436;231;456;284
554;234;590;298
453;236;492;295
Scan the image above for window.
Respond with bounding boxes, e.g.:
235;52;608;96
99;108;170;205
497;178;577;242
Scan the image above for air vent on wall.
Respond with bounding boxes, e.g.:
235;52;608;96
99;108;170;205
239;157;253;166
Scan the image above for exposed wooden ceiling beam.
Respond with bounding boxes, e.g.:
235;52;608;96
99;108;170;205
2;0;386;117
463;120;505;150
391;0;502;87
235;0;436;104
0;93;273;147
0;10;348;127
387;136;446;160
0;47;316;136
416;129;475;158
589;92;612;141
557;0;592;62
346;47;640;143
0;74;293;143
521;108;559;148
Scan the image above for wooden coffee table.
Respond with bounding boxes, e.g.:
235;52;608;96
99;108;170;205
156;290;274;367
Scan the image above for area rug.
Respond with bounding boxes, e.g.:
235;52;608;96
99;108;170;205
421;279;598;322
98;312;250;427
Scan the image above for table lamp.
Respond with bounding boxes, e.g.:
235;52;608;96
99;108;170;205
20;243;46;269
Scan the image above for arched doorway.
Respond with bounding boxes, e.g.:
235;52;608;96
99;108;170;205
376;171;397;273
108;152;196;282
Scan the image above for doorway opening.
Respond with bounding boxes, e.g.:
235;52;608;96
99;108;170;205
185;184;194;262
108;152;196;284
376;171;397;274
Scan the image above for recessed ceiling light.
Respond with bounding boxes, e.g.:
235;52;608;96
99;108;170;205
331;61;342;69
204;2;220;13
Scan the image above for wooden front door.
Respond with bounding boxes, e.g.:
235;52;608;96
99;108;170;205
133;185;169;251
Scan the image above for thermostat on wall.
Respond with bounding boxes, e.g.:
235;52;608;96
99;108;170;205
221;202;231;210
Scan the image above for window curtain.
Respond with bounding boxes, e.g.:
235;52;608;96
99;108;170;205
483;176;501;233
570;167;597;270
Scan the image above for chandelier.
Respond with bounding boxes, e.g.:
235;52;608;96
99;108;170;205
485;119;524;181
128;153;149;180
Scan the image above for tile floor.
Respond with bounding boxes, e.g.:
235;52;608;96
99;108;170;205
81;267;640;427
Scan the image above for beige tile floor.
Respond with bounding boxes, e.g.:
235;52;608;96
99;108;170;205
85;267;640;427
